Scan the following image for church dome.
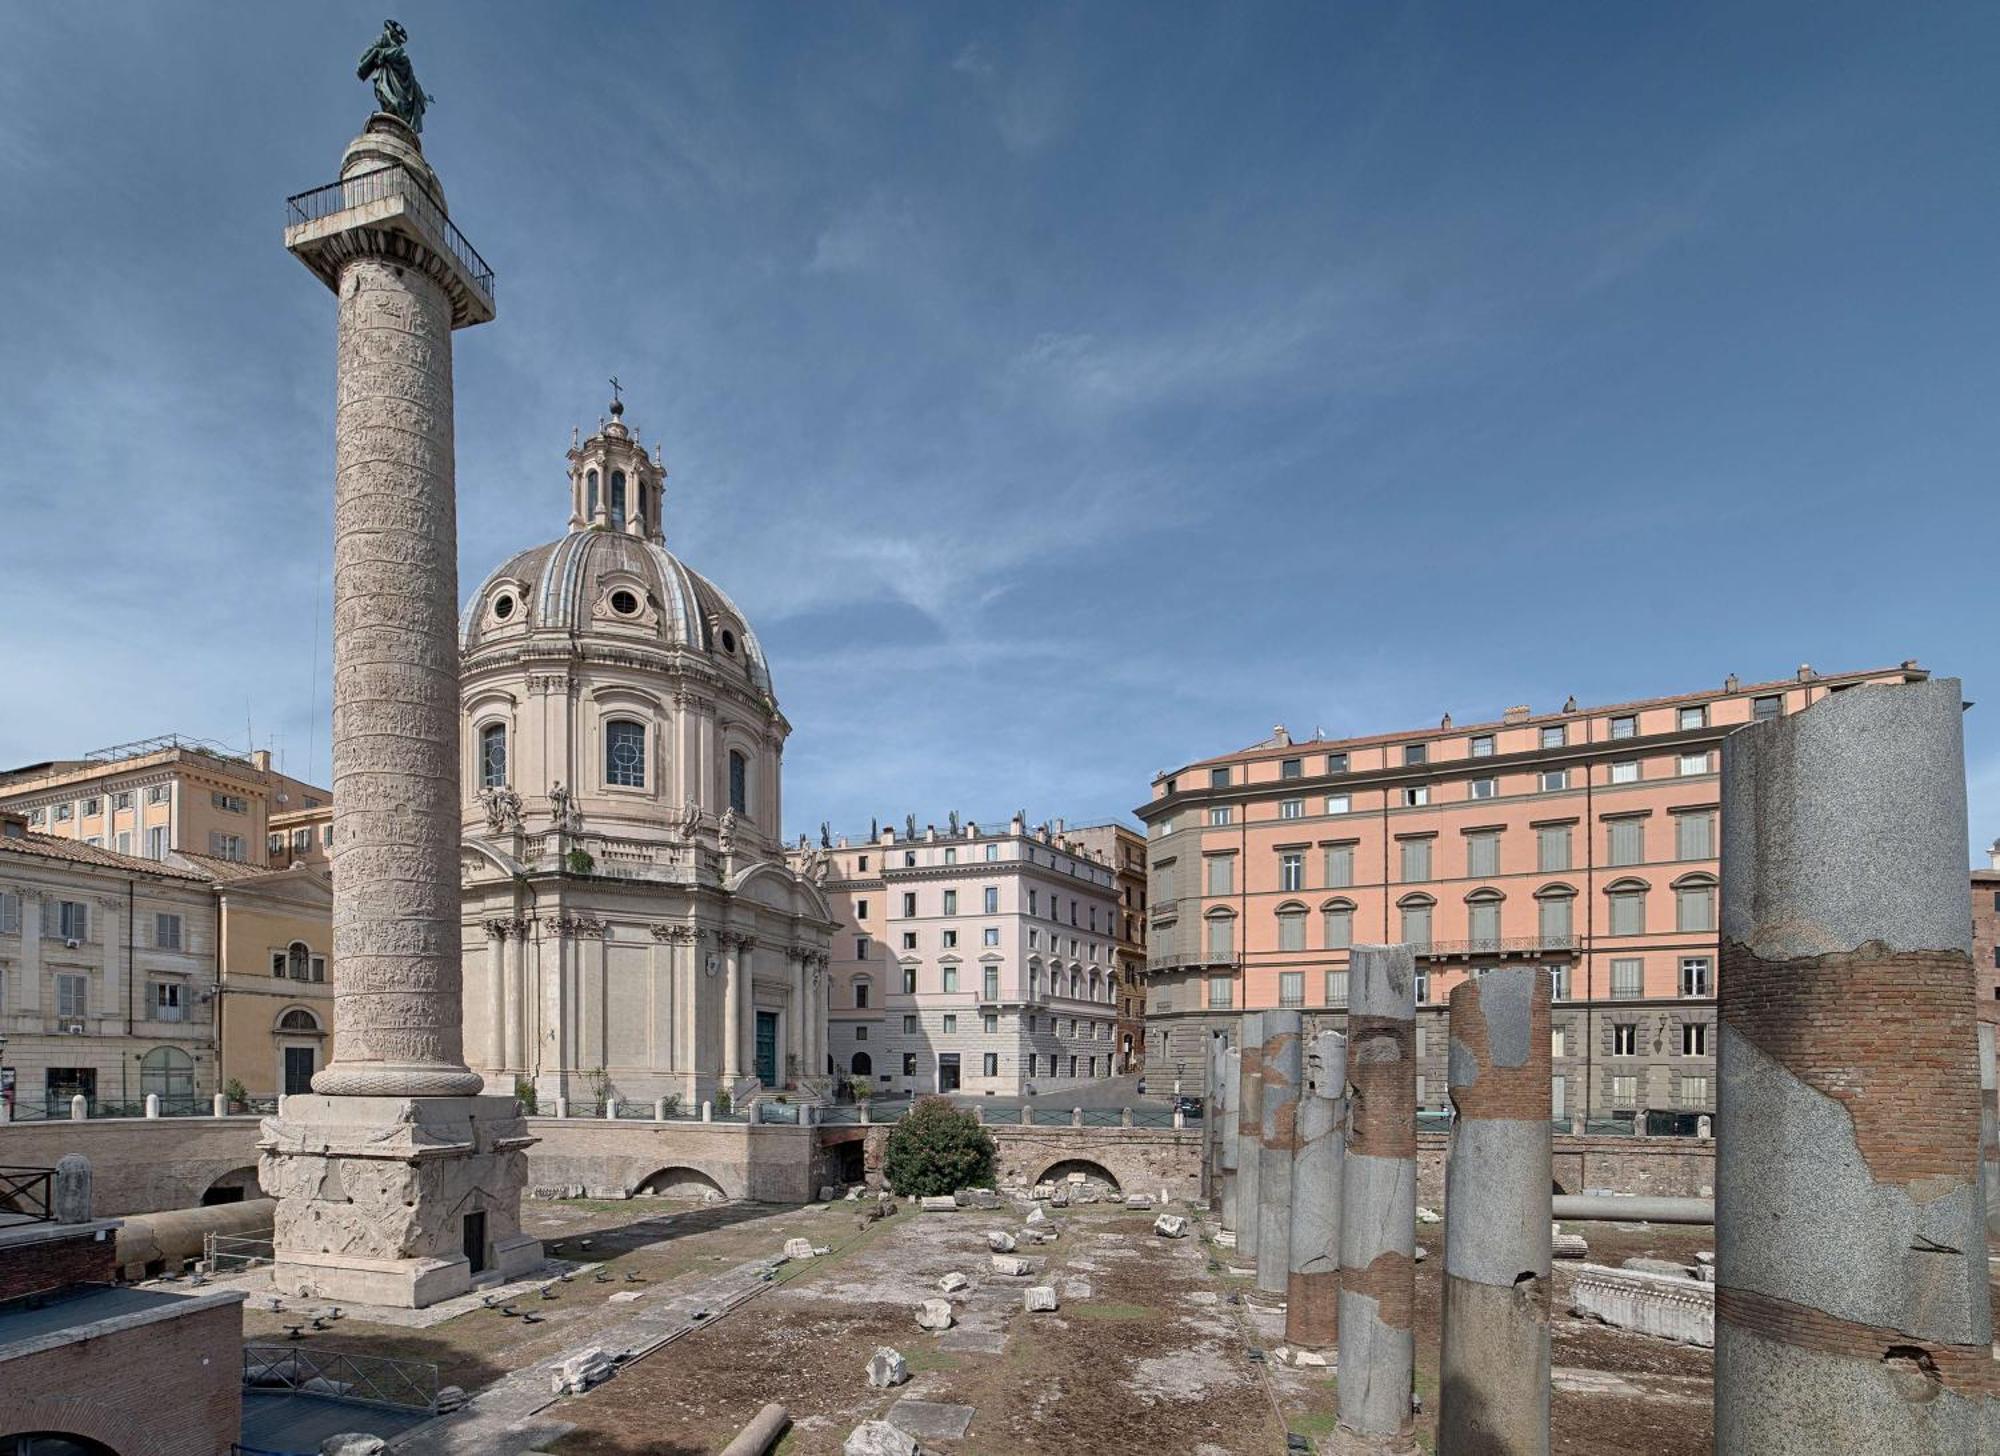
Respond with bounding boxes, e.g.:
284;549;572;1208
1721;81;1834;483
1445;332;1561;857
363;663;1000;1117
458;394;775;703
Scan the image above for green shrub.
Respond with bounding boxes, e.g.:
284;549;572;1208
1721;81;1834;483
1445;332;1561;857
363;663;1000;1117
883;1097;996;1197
565;847;595;874
514;1077;538;1115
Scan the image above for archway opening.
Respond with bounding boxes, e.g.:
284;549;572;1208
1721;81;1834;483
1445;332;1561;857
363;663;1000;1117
3;1436;121;1456
202;1166;264;1206
1035;1158;1121;1196
633;1166;727;1203
849;1051;873;1076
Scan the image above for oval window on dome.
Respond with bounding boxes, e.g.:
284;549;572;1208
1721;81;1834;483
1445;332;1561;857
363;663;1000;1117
610;589;639;617
492;593;516;621
720;628;737;654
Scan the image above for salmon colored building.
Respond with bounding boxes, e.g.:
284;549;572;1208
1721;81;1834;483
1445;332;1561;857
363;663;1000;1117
1137;661;1934;1126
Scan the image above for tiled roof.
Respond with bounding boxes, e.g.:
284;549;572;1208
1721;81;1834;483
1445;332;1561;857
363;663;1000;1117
1165;664;1929;776
171;851;275;883
0;831;210;882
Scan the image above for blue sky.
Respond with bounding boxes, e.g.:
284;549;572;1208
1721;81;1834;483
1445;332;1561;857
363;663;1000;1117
0;4;1994;853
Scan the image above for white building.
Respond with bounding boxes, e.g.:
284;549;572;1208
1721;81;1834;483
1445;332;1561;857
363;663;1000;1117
456;395;835;1109
795;816;1123;1096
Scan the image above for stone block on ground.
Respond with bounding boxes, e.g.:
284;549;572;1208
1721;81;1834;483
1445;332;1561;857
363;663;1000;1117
1552;1232;1589;1260
1569;1264;1714;1347
1153;1214;1188;1238
919;1195;958;1213
1023;1286;1059;1312
990;1255;1031;1276
1293;1350;1329;1367
887;1399;977;1442
844;1420;921;1456
1124;1194;1153;1211
986;1230;1017;1252
818;1185;841;1202
914;1298;955;1331
784;1238;815;1260
1024;1206;1048;1227
1622;1256;1695;1280
320;1438;387;1456
1416;1205;1442;1224
551;1347;615;1395
867;1347;910;1388
938;1272;969;1294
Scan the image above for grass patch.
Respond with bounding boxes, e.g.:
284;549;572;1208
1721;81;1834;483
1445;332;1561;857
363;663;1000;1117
1289;1410;1339;1439
1071;1303;1153;1321
903;1346;964;1373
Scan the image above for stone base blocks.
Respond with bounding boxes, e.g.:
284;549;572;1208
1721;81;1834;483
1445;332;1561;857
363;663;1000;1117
1570;1264;1714;1346
1285;1029;1346;1350
1331;945;1419;1456
1235;1013;1265;1264
1438;967;1552;1456
1255;1011;1302;1303
259;1094;539;1307
1716;677;1994;1454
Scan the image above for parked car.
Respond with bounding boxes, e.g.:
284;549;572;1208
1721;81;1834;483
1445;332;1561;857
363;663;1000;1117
1173;1095;1204;1121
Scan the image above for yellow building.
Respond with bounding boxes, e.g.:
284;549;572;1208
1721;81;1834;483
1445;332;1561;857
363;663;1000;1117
177;853;335;1101
0;735;328;867
267;803;334;872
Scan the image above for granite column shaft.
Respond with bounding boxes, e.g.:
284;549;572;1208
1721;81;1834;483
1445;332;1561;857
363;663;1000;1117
1255;1011;1302;1301
1439;967;1552;1456
1235;1012;1265;1263
1286;1028;1346;1349
1715;677;1991;1454
1333;944;1419;1456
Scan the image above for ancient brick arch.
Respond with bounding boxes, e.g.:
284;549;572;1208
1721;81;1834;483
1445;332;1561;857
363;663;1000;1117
630;1164;728;1200
0;1396;147;1454
1030;1157;1122;1192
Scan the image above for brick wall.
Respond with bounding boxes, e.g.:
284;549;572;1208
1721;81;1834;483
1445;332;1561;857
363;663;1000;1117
0;1295;241;1456
0;1227;115;1301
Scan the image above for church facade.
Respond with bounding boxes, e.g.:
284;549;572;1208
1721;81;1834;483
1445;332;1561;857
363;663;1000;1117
455;396;835;1109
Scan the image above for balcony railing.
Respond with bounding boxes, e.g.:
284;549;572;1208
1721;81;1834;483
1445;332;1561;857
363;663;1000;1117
1421;934;1577;958
285;164;494;305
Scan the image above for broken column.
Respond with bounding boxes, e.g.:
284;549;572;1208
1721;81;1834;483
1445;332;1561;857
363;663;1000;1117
1332;944;1418;1456
1219;1044;1241;1234
1716;677;1990;1453
1285;1028;1346;1349
1235;1011;1265;1263
1254;1011;1302;1302
1438;966;1552;1456
1206;1032;1228;1214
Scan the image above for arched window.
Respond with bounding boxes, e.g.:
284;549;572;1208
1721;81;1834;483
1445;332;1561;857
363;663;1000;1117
1205;909;1235;961
140;1046;194;1104
610;470;627;528
1674;873;1717;933
636;482;649;526
1397;893;1434;950
278;1008;319;1033
479;722;507;789
1535;884;1576;947
1465;889;1503;950
287;941;310;981
586;468;599;518
1276;901;1308;952
1322;898;1355;950
1606;877;1649;936
606;719;647;788
728;751;748;814
850;1051;873;1076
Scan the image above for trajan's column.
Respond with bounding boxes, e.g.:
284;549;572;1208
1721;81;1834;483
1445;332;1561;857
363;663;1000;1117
258;24;539;1307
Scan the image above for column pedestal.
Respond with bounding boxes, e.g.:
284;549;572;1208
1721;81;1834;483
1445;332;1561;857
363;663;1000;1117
259;1095;539;1308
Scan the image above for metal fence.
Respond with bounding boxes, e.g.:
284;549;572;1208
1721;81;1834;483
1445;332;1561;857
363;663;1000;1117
207;1228;275;1273
0;1166;53;1224
243;1345;439;1412
284;163;495;304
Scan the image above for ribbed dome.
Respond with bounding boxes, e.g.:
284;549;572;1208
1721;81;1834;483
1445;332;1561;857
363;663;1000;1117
460;528;774;700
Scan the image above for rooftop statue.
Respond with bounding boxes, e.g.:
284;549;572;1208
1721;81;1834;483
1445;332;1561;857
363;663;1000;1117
358;20;432;134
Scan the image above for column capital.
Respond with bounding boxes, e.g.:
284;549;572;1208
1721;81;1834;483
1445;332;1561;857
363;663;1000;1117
550;914;605;940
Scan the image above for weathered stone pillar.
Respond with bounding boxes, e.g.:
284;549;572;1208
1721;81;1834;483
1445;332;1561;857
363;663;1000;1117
1286;1029;1345;1349
1254;1011;1302;1302
484;923;507;1081
1219;1045;1241;1234
1333;944;1418;1456
262;110;537;1308
1235;1012;1266;1263
1716;677;1990;1453
54;1154;92;1224
722;934;744;1081
1980;1020;1999;1243
504;922;527;1073
1439;966;1551;1456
